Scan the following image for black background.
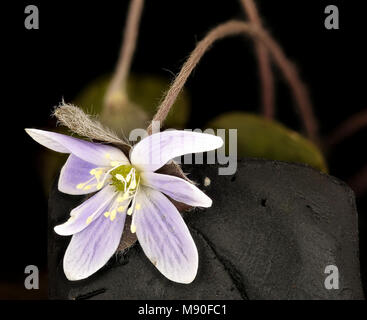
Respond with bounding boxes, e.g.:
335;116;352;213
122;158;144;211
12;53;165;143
2;0;366;298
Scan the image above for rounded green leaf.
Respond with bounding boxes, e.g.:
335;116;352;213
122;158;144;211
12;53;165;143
207;112;328;172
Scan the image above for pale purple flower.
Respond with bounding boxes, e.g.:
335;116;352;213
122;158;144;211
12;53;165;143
26;128;223;283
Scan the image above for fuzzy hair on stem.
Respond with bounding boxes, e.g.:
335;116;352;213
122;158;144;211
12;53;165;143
147;20;319;145
53;103;129;146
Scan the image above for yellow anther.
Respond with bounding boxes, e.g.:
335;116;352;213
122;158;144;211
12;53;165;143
95;170;103;179
76;183;84;189
117;206;125;212
84;185;92;190
90;169;96;175
96;182;103;190
86;216;93;225
110;209;117;221
127;207;133;216
135;203;141;210
104;211;110;218
131;224;136;233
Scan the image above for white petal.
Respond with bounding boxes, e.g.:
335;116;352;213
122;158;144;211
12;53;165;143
58;155;109;195
133;187;198;283
54;185;117;236
63;196;129;281
141;171;212;207
130;130;223;172
25;128;129;166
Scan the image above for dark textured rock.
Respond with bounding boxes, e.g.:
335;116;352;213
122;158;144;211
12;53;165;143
48;159;364;299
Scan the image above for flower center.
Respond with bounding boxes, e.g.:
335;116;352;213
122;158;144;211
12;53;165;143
110;165;140;193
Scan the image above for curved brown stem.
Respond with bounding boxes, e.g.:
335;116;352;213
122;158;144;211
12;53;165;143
240;0;275;119
104;0;144;112
325;110;367;148
148;20;319;144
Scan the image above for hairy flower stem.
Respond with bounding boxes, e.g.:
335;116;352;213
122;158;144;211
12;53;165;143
240;0;275;119
104;0;144;113
148;20;319;145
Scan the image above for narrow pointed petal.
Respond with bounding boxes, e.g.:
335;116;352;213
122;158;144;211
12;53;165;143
58;155;109;195
133;187;198;283
25;128;129;166
63;197;129;281
54;185;117;236
130;130;223;172
141;171;212;207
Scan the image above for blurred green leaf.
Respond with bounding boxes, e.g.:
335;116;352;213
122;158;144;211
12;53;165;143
207;112;328;172
74;74;190;132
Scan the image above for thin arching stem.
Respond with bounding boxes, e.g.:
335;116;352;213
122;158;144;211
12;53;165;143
325;110;367;148
104;0;144;111
326;110;367;196
240;0;275;119
148;20;319;144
